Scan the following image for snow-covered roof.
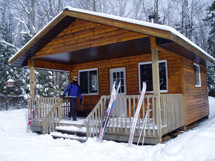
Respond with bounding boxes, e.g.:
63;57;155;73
9;7;215;67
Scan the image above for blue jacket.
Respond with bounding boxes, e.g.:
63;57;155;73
64;83;81;99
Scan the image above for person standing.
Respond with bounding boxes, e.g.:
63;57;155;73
61;76;82;121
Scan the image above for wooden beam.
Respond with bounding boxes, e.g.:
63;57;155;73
150;36;162;140
30;60;35;99
150;36;160;95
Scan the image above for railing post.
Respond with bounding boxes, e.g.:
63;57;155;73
59;98;63;121
150;36;162;142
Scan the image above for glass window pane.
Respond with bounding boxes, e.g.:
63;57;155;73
140;61;167;92
140;64;153;91
113;72;116;79
117;72;120;78
159;62;167;90
194;65;200;85
80;71;88;94
89;70;98;93
121;72;124;78
121;79;124;85
121;86;124;93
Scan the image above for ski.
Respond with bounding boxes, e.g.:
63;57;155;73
128;82;146;146
98;81;121;142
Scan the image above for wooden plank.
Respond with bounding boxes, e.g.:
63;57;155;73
39;24;118;51
33;31;146;59
64;10;170;39
183;58;209;126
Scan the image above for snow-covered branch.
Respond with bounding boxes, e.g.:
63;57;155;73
0;39;18;51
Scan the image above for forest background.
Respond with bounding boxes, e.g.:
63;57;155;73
0;0;215;110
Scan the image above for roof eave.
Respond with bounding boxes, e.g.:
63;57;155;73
8;11;67;66
169;33;215;66
8;7;215;67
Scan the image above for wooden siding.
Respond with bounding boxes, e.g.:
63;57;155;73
33;19;147;59
68;48;183;112
183;58;209;126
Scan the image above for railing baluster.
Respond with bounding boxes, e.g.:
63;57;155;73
138;95;141;134
120;96;123;133
125;97;128;134
152;96;155;136
95;107;98;137
112;97;115;133
147;96;150;136
129;97;131;132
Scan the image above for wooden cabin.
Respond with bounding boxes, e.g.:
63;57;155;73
9;7;215;144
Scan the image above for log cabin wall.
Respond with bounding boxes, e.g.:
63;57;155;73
182;58;209;126
68;48;183;113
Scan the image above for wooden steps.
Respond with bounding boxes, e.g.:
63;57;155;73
50;118;88;143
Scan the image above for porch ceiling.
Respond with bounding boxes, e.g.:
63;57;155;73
35;36;210;66
35;37;153;65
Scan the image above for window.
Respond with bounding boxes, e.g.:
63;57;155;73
194;63;201;87
78;68;98;95
110;68;126;94
138;60;168;93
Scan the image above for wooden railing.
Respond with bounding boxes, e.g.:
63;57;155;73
85;96;106;137
61;97;70;118
28;97;62;133
85;94;185;139
160;94;185;135
85;95;159;138
42;99;62;134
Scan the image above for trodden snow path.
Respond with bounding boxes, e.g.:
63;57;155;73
0;97;215;161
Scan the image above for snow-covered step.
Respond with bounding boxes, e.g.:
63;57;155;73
55;126;87;137
51;132;87;143
59;118;86;128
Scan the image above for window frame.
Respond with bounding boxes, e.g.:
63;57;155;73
109;67;127;95
194;63;201;87
78;68;99;95
138;60;168;93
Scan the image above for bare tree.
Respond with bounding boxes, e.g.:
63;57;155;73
108;0;130;17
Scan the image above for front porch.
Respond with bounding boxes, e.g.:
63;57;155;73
29;93;184;144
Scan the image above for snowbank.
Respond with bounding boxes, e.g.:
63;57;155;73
0;97;215;161
0;109;28;133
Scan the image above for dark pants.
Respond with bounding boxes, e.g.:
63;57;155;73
68;97;78;120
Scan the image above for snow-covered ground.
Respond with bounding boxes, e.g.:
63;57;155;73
0;97;215;161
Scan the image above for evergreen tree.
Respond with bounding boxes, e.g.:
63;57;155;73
205;1;215;96
0;24;29;110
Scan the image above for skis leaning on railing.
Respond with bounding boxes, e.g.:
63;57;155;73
137;108;150;145
98;81;121;142
128;82;146;146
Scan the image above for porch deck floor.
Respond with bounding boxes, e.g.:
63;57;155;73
59;117;158;130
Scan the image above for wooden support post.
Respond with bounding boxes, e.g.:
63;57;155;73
150;36;162;141
30;60;35;99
